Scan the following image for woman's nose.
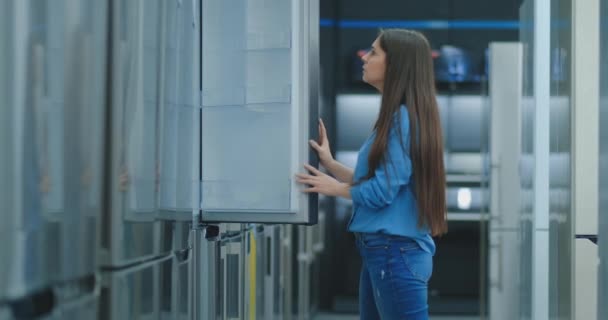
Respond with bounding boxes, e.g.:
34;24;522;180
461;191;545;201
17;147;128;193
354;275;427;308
358;49;368;62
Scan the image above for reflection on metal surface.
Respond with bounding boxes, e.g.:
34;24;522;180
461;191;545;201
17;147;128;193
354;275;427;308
100;255;171;320
598;0;608;318
0;0;107;311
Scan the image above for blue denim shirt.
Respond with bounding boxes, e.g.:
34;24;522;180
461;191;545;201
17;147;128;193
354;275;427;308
348;105;435;255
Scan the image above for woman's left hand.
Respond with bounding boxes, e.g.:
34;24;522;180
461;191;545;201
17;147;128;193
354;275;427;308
295;164;350;198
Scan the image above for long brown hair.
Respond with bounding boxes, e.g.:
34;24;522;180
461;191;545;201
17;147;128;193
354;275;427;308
363;29;447;236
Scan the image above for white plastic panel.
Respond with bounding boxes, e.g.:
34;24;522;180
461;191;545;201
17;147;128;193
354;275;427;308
246;50;291;104
246;0;291;50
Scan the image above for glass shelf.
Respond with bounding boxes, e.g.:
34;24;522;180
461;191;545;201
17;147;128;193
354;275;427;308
201;103;292;212
246;31;291;51
200;179;292;211
202;48;291;107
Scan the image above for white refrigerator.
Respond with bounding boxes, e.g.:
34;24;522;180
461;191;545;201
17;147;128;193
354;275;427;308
193;0;320;319
99;0;198;319
198;0;320;224
0;0;108;319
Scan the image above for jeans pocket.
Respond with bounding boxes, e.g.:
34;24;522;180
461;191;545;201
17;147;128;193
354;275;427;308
361;234;390;249
401;247;433;282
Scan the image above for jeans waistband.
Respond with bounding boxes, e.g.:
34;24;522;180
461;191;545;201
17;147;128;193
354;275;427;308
354;232;416;244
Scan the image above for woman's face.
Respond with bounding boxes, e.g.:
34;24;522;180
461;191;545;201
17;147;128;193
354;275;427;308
361;37;386;91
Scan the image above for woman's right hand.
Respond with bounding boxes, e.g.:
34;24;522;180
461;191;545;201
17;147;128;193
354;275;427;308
309;118;333;167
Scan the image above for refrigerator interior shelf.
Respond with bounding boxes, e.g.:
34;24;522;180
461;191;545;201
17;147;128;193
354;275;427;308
201;87;292;107
202;209;297;215
446;174;484;183
246;31;291;51
447;212;484;221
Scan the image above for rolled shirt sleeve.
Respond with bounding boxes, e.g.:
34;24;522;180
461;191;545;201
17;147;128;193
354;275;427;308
350;115;412;210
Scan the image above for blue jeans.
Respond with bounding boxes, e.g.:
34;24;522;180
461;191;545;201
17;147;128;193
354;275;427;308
355;233;433;320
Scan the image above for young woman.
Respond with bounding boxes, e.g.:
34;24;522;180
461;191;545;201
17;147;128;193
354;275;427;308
296;29;447;319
